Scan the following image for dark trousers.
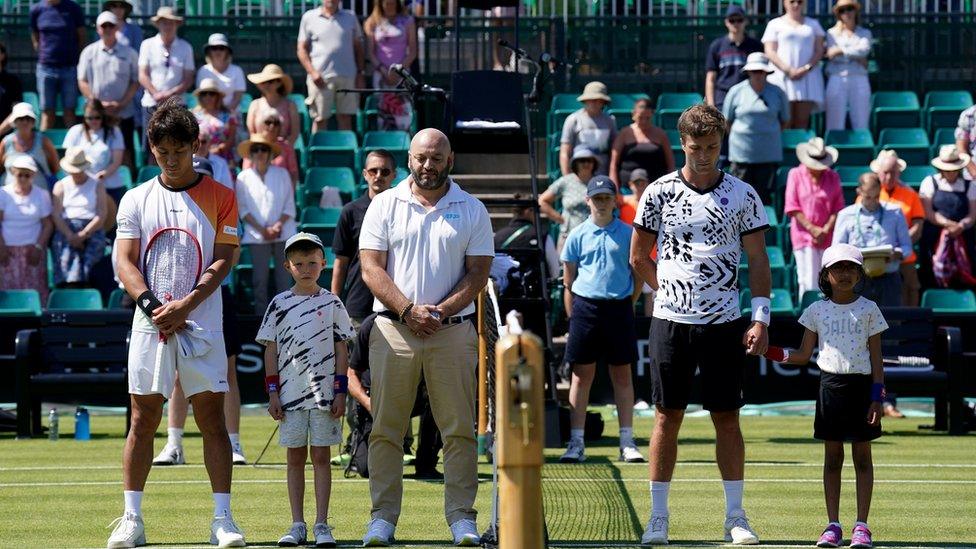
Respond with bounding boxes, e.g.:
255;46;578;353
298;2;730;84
862;271;902;307
730;161;779;205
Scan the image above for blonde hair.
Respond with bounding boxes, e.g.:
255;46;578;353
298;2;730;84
365;0;404;33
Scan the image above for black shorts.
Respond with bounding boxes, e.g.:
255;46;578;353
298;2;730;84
563;295;637;366
815;372;882;442
648;317;746;411
221;285;242;357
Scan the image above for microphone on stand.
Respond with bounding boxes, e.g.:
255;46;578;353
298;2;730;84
497;39;529;59
390;64;420;92
539;52;567;68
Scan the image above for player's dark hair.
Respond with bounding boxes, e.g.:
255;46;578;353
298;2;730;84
147;97;200;146
364;148;396;169
678;103;727;140
818;262;866;299
285;241;325;261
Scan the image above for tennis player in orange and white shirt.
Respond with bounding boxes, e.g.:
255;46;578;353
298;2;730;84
109;98;246;549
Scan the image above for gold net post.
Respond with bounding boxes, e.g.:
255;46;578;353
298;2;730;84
477;288;489;456
495;328;545;549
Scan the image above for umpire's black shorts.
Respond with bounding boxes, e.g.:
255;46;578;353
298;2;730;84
648;316;747;411
564;295;638;366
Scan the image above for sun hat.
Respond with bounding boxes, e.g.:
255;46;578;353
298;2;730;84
247;64;294;96
8;154;39;173
930;144;971;172
796;137;839;170
150;6;183;23
570;146;600;171
833;0;861;14
193;78;225;98
60;147;93;175
204;33;232;55
577;81;611;103
96;11;119;27
10;102;37;121
742;52;774;73
586;175;617;197
822;243;864;269
237;133;282;159
870;149;907;173
285;232;324;253
102;0;133;16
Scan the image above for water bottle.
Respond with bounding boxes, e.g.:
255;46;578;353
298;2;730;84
48;408;59;441
74;407;90;441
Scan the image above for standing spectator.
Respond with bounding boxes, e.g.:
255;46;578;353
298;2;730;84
609;98;675;190
242;110;298;186
297;0;367;133
63;100;126;206
103;0;142;51
785;137;845;296
196;34;246;114
723;52;790;204
0;42;25;136
824;0;872;131
539;146;598;253
954;102;976;180
0;103;59;189
365;0;417;131
358;129;492;547
50;146;107;287
559;175;644;465
618;169;649;226
30;0;86;130
0;155;54;303
77;11;139;176
705;5;764;111
138;7;194;154
763;0;825;130
236;135;297;314
918;145;976;288
192;79;241;171
246;64;300;146
560;82;617;176
869;150;924;306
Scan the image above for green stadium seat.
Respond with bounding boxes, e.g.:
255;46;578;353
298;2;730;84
118;166;133;189
655;93;702;130
308;130;358;169
288;93;312;137
299;206;342;226
183;92;197;110
357;93;418;134
664;129;684;167
739;247;788;288
920;288;976;312
774;165;791;213
923;91;972;134
47;288;103;311
23;92;40;116
739;287;794;314
876;128;930;166
837;165;869;203
362;130;410;169
548;93;579;137
302;167;356;205
781;129;815;163
239;93;253;115
137;165;162;183
294;133;306;170
900;165;936;188
799;290;824;312
608;93;650;127
107;288;126;309
870;91;920;135
930;127;957;158
0;289;42;317
44;128;70;155
764;205;780;227
825;129;876;166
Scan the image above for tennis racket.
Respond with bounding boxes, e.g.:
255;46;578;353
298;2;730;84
142;227;203;343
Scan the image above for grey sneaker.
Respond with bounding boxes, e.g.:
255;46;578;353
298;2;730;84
362;518;395;547
277;522;306;547
313;522;336;548
449;518;480;546
559;439;586;463
152;444;185;466
641;515;669;545
107;511;146;548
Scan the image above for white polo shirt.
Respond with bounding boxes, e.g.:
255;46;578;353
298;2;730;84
138;35;194;107
359;178;494;316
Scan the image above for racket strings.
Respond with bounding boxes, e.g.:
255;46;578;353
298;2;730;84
145;230;202;302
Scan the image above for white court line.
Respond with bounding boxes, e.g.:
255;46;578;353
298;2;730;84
74;545;976;549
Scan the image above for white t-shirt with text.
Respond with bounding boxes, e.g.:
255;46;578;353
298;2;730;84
798;296;888;375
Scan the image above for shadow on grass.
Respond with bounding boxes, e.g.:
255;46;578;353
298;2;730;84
543;461;643;544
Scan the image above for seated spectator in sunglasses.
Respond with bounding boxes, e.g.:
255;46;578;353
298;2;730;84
63;100;126;206
193;78;242;171
242;111;298;187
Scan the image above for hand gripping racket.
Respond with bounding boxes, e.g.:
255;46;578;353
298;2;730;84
142;227;203;343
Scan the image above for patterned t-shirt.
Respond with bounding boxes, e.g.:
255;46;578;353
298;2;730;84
798;296;888;375
255;289;355;411
634;170;768;324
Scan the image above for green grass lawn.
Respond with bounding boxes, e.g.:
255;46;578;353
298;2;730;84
0;412;974;548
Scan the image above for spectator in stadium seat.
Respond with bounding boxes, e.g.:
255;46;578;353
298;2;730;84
762;0;825;130
138;7;194;156
824;0;872;131
297;0;367;133
704;5;763;112
50;146;107;287
77;11;139;178
242;110;298;187
954;103;976;180
539;146;599;254
560;82;617;176
246;64;300;146
723;52;790;204
192;78;242;171
196;34;246;115
917;145;976;288
195;131;233;189
0;102;59;189
785;137;845;296
364;0;417;131
0;155;53;303
609;98;674;191
236;134;297;314
64;100;127;207
0;42;25;136
103;0;142;51
30;0;86;131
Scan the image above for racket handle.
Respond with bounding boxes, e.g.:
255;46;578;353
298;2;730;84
764;346;789;363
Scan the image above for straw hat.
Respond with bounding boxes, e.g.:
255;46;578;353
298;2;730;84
833;0;861;14
237;134;281;159
930;145;971;172
577;81;610;103
193;78;225;98
870;149;907;173
60;147;92;175
742;52;775;73
796;137;839;170
247;64;293;96
150;6;183;23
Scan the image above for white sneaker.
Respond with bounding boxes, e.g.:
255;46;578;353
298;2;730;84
107;511;146;548
724;510;760;545
210;512;246;547
277;522;306;546
619;444;646;463
313;522;337;547
152;444;185;466
231;443;247;466
641;515;669;545
362;518;395;547
449;518;480;546
559;439;585;463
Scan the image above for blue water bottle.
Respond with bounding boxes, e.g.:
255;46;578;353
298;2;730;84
74;407;90;441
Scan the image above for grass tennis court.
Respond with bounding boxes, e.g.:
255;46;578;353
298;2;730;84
1;411;973;548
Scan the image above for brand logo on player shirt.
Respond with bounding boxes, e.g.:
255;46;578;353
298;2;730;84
223;225;237;235
169;209;183;214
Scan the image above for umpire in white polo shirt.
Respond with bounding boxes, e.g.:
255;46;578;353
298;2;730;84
358;128;493;547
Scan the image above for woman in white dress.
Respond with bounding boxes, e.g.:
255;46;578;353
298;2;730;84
763;0;825;130
824;0;873;131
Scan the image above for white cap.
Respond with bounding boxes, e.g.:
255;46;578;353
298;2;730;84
205;33;231;49
96;10;119;27
10;102;37;121
822;243;864;269
8;154;39;173
742;52;775;73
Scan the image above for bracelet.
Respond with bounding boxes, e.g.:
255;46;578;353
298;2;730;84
265;375;280;394
398;302;414;322
871;383;886;403
751;296;771;326
333;374;348;394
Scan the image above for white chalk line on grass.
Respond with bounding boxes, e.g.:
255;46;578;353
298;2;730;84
73;543;976;549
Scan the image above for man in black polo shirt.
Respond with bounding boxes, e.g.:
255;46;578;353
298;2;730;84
704;5;763;112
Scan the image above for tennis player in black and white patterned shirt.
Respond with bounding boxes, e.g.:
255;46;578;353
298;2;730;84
630;104;772;546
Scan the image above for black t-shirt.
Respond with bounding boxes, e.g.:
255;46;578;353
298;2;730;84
332;194;375;320
350;312;376;375
494;218;538;250
0;70;24;126
705;35;763;108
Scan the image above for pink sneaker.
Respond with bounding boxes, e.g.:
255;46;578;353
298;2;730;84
850;524;873;548
816;524;843;548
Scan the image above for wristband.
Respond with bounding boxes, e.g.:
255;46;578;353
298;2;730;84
763;346;789;363
333;374;348;394
871;383;886;403
399;302;414;322
136;290;164;318
751;296;771;326
265;375;280;394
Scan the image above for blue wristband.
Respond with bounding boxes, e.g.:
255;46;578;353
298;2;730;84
871;383;886;403
333;375;348;394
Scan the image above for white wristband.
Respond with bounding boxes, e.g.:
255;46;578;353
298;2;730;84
751;296;771;326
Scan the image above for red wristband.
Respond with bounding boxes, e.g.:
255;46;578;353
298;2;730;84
265;375;280;394
764;346;789;362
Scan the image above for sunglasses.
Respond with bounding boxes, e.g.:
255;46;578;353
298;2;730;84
14;117;33;123
837;5;856;12
727;17;745;23
100;22;117;28
366;167;392;176
263;119;281;126
85;115;103;121
199;91;219;97
163;49;170;69
788;0;804;4
250;145;271;153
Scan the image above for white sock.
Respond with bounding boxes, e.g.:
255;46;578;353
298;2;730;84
228;433;240;448
570;428;584;443
650;481;670;517
123;490;143;516
619;427;634;447
213;492;232;517
167;428;184;448
723;480;744;516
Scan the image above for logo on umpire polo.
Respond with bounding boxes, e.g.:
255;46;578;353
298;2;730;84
444;213;460;220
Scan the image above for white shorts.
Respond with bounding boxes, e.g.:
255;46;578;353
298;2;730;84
306;75;358;119
279;408;343;448
127;330;228;398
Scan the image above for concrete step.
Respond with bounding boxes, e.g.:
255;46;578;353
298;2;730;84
454;173;549;196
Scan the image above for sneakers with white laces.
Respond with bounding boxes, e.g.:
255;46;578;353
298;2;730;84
641;515;669;545
152;444;185;466
210;512;246;547
362;518;395;547
277;522;306;547
313;522;337;548
724;510;760;545
107;511;145;548
231;443;247;466
619;444;646;463
559;439;586;463
449;518;480;546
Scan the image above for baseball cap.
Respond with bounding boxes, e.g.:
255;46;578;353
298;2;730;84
725;4;746;18
96;11;119;27
284;232;324;253
586;175;617;197
822;243;863;268
628;168;650;183
192;156;214;177
10;102;37;121
8;154;39;173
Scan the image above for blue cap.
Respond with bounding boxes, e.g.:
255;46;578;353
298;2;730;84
586;175;617;197
725;4;746;18
192;156;214;177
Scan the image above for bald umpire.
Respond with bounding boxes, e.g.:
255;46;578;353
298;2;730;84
358;128;494;547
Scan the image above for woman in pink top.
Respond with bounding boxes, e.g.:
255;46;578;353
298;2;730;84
364;0;417;130
785;137;845;296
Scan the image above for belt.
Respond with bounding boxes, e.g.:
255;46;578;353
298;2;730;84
379;311;475;325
